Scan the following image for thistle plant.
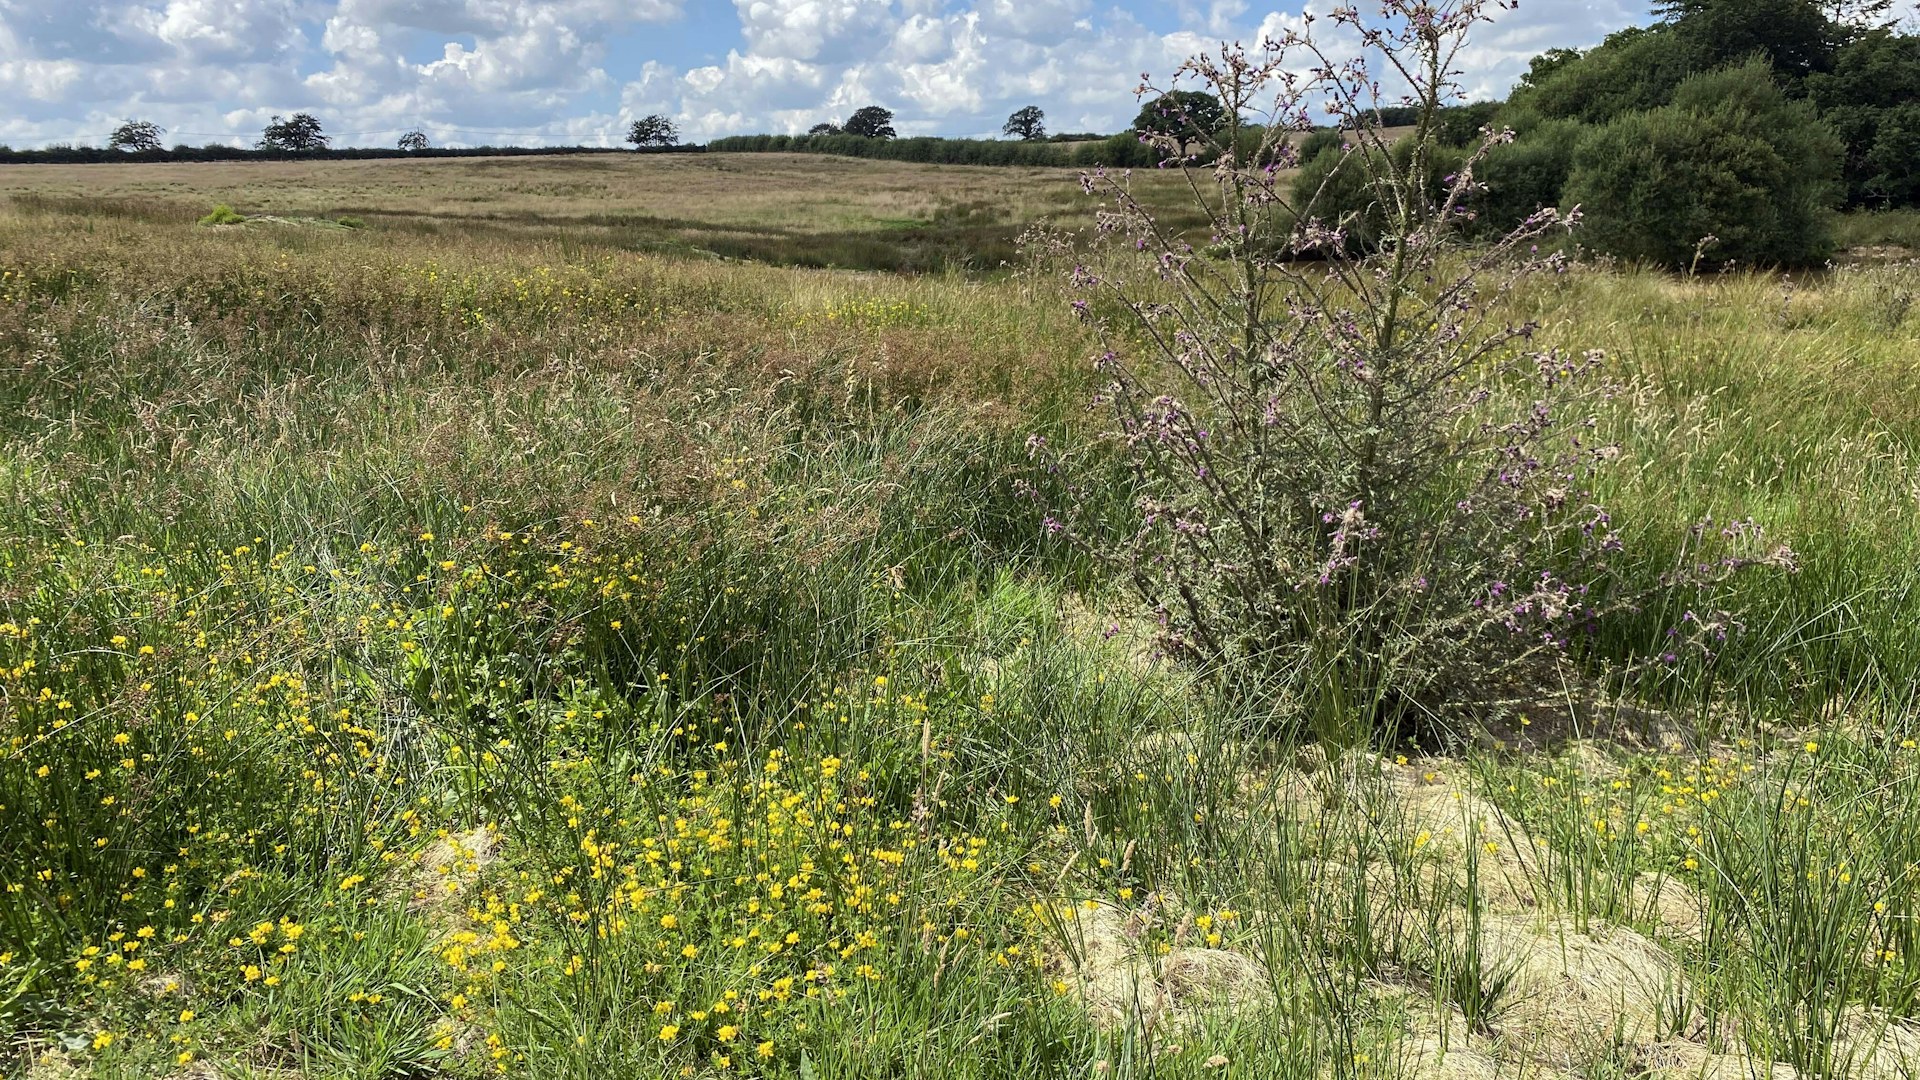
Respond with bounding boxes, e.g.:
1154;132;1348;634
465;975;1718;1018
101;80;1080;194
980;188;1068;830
1037;2;1786;735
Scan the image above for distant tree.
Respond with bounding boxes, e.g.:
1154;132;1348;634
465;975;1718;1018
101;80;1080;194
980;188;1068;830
258;113;328;152
398;129;430;152
627;114;678;148
808;122;842;135
1003;105;1046;140
843;106;896;139
1654;0;1844;76
109;120;164;152
1131;90;1228;142
1517;47;1585;89
1509;26;1691;124
1809;30;1920;204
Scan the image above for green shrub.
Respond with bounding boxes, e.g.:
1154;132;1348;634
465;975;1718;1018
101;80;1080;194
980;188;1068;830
1291;135;1466;252
1467;119;1586;236
1864;106;1920;207
333;215;365;229
1042;11;1752;732
1069;132;1161;168
1565;60;1841;269
1435;101;1503;147
199;203;246;226
1295;128;1345;164
1808;32;1920;207
1511;25;1691;125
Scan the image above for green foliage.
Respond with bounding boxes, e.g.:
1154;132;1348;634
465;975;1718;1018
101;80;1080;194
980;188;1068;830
1809;31;1920;206
1291;135;1466;252
1466;119;1586;236
1510;26;1691;125
844;106;897;140
628;113;679;148
709;132;1073;166
1130;90;1227;141
1072;132;1165;168
1434;102;1502;147
1658;0;1844;77
1295;128;1344;164
1566;60;1842;269
1003;106;1047;141
198;203;246;226
257;113;328;153
107;120;163;153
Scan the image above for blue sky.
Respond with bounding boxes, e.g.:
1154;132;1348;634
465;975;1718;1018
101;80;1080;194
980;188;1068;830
0;1;1648;149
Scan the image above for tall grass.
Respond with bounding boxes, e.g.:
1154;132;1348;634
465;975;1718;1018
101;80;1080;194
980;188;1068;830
2;192;1918;1078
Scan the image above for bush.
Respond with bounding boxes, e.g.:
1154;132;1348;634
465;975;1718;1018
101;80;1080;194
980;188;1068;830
708;132;1071;167
1291;135;1466;253
1566;60;1842;268
1436;102;1503;147
1863;105;1920;207
1033;6;1791;733
199;203;246;226
1295;128;1345;164
1467;119;1586;236
1809;32;1920;207
1511;26;1692;125
1070;132;1166;168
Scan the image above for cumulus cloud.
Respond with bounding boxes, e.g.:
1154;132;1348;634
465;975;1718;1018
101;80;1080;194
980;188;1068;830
0;0;1649;148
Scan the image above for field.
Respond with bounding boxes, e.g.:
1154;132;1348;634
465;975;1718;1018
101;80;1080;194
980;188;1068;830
2;152;1920;1080
0;154;1199;274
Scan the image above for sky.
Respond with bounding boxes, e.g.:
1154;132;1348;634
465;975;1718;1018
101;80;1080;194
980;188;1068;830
0;1;1649;149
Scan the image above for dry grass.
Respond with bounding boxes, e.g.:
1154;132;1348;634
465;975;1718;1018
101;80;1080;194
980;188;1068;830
0;153;1197;272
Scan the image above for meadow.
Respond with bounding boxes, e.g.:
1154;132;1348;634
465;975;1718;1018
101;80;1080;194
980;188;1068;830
2;151;1919;1080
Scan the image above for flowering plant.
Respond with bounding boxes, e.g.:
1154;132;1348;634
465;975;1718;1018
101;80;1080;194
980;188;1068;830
1033;1;1789;734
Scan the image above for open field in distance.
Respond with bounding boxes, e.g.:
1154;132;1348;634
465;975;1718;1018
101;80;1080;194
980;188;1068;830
0;153;1206;273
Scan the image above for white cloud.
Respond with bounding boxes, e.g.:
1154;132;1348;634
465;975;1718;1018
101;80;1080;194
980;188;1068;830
0;0;1651;148
735;0;895;63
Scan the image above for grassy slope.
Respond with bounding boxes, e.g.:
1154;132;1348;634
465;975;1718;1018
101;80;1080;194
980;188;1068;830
0;153;1200;274
1;157;1919;1079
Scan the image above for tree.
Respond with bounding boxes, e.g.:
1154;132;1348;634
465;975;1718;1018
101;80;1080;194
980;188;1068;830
1658;0;1844;77
397;130;429;152
1566;60;1842;268
1809;30;1920;205
1821;0;1900;31
627;114;678;148
808;122;842;135
843;106;896;139
258;113;328;152
1002;105;1046;141
1517;48;1585;89
108;120;164;153
1509;27;1691;124
1130;90;1228;142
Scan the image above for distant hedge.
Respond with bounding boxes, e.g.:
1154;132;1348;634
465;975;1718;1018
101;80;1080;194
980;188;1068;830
0;145;698;166
705;132;1167;168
